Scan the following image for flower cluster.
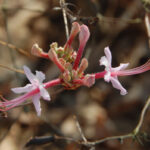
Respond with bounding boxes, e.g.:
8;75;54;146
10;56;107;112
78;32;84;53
1;22;150;116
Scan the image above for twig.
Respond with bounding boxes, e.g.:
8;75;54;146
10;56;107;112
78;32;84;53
141;0;150;12
145;13;150;47
1;0;22;81
82;97;150;146
0;40;31;57
0;2;31;57
81;133;133;146
0;64;24;74
74;115;95;149
97;13;142;24
60;0;69;39
133;97;150;134
73;115;87;142
25;96;150;147
25;136;55;147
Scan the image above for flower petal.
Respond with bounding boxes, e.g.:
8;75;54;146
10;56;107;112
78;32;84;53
104;47;112;65
36;71;45;83
110;77;127;95
32;94;41;116
39;85;50;101
112;63;129;72
99;56;109;67
11;84;33;94
104;71;111;82
23;66;36;84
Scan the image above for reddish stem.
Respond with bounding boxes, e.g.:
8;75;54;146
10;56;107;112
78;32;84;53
94;71;106;79
40;52;49;59
0;78;62;111
52;57;65;72
73;44;85;70
44;78;62;89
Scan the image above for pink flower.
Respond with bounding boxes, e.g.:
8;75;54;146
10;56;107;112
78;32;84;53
99;47;129;95
12;66;50;116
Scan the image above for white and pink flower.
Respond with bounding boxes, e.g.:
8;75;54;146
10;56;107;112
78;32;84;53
11;66;50;116
96;47;150;95
99;47;129;95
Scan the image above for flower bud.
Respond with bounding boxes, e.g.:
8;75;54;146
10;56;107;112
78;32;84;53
48;48;58;61
48;48;65;72
63;70;71;82
78;58;88;75
65;22;80;50
31;44;43;57
82;74;95;87
50;42;58;50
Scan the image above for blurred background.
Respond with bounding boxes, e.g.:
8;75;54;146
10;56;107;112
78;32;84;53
0;0;150;149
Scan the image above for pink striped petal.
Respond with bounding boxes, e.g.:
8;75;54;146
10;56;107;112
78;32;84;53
113;63;129;72
23;66;36;84
39;85;50;101
32;94;41;116
104;47;112;65
110;77;127;95
35;71;45;83
99;56;109;67
11;84;33;93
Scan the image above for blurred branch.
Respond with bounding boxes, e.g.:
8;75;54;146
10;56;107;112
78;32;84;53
141;0;150;12
145;13;150;47
0;64;24;74
65;2;142;25
25;135;79;147
1;0;22;80
83;97;150;146
25;96;150;147
97;13;142;24
60;0;69;39
25;136;55;147
0;40;31;57
74;115;95;149
133;97;150;134
73;115;87;143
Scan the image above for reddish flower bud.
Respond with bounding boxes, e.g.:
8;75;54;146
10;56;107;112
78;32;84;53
78;58;88;75
73;24;90;70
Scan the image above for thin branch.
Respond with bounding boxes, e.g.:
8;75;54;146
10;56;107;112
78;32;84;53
25;96;150;147
145;13;150;47
0;40;31;57
133;97;150;134
74;115;95;149
73;115;87;142
2;0;22;81
25;136;55;147
141;0;150;12
0;64;24;74
82;97;150;146
60;0;69;39
97;13;142;24
81;133;133;146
